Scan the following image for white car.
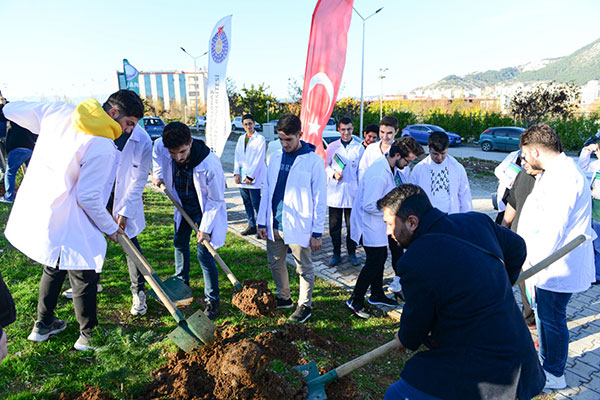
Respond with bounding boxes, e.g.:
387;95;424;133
266;130;361;163
231;116;262;132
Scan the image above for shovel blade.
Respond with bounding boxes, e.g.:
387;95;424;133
167;312;216;353
294;362;328;400
168;323;204;353
148;276;194;306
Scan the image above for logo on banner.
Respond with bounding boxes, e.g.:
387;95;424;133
210;26;229;63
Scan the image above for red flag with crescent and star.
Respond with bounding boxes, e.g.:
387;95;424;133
300;0;354;161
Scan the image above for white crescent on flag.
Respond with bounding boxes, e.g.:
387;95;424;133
306;72;335;113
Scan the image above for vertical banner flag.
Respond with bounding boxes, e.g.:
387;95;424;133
122;59;140;94
300;0;354;161
206;15;233;157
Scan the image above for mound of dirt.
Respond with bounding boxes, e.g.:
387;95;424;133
139;323;360;400
232;279;276;317
57;386;115;400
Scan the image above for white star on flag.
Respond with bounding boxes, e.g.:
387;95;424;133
308;118;321;136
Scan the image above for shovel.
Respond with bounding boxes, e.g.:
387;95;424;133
295;234;587;400
159;184;243;292
118;234;216;353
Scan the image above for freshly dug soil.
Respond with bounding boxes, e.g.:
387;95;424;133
232;279;276;317
138;323;360;400
57;386;115;400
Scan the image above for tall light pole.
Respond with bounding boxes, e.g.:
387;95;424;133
266;100;270;122
378;67;388;120
353;6;383;139
180;47;208;129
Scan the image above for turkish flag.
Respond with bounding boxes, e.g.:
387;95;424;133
300;0;354;161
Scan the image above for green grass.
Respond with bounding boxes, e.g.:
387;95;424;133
0;189;405;399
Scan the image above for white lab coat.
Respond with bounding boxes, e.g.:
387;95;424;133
358;141;386;181
257;149;327;247
350;156;399;247
325;139;364;208
233;132;266;189
409;155;473;214
518;153;595;294
152;138;227;249
105;125;152;238
494;150;521;212
3;101;119;272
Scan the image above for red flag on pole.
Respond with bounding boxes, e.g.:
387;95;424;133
300;0;354;161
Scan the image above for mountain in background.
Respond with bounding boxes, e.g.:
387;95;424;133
417;37;600;91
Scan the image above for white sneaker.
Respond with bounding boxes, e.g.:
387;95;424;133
73;335;94;351
130;291;147;316
544;371;566;390
62;284;103;299
389;276;402;293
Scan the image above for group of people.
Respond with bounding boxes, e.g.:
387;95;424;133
0;89;597;398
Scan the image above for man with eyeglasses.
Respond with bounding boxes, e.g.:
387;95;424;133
347;136;423;318
410;131;472;214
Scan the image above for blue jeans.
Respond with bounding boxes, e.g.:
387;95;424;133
173;217;219;304
4;148;32;201
592;220;600;280
384;379;441;400
239;188;261;227
535;286;572;377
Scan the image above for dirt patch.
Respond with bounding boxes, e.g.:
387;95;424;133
138;323;359;400
232;279;276;317
57;386;115;400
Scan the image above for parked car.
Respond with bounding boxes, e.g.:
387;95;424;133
231;116;262;132
401;124;462;146
478;127;525;152
142;116;165;140
266;130;361;163
324;117;337;131
196;115;206;129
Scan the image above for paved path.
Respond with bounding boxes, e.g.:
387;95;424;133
210;133;600;398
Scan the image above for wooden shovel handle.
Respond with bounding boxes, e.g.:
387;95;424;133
117;234;185;324
160;184;243;291
335;340;398;379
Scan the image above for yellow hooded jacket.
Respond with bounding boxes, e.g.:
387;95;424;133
72;98;122;140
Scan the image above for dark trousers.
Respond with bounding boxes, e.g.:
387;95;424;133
38;264;98;339
518;281;535;325
351;245;387;306
389;236;403;276
329;207;356;256
240;188;261;228
126;236;146;295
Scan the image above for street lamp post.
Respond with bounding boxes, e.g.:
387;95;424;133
353;6;383;139
378;67;388;120
266;100;270;122
180;47;208;129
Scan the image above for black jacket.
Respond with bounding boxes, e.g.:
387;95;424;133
397;208;545;400
0;270;16;338
5;121;37;154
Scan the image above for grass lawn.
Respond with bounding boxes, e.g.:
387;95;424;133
0;189;407;399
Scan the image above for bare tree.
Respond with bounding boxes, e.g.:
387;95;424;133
510;82;580;127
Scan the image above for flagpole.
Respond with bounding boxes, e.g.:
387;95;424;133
180;47;208;130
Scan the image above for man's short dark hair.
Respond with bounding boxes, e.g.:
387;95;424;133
428;131;449;152
364;123;379;135
377;184;432;221
162;121;191;149
242;113;254;122
339;117;352;127
103;90;144;119
520;123;561;153
276;113;301;135
380;115;398;131
388;136;425;158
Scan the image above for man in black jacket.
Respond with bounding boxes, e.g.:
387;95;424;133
0;270;16;362
379;184;544;400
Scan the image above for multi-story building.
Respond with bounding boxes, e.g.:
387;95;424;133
116;70;207;113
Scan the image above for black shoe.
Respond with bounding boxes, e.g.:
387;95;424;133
241;226;257;236
204;302;219;320
276;297;294;309
368;295;399;307
289;305;311;323
394;291;405;303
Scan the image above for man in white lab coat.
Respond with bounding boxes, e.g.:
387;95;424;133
326;117;364;266
358;115;399;181
410;131;472;214
518;123;595;390
152;122;226;320
348;138;420;319
107;124;152;316
1;90;144;351
233;114;266;236
257;114;327;323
